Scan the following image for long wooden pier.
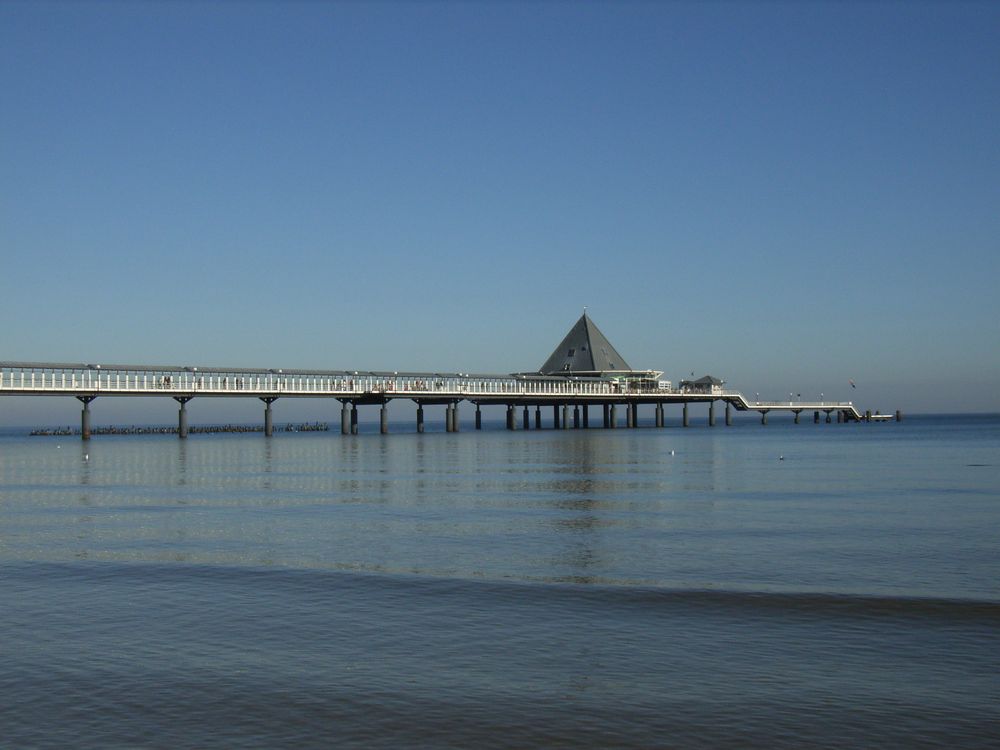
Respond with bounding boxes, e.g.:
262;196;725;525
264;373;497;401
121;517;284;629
1;361;865;439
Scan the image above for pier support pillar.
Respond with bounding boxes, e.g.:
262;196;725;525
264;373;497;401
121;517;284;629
351;405;359;435
77;395;96;441
793;410;801;425
725;402;733;426
582;404;589;428
475;404;481;430
179;400;189;439
626;403;634;429
709;401;716;427
655;403;664;428
417;405;425;434
761;411;769;425
825;411;832;424
380;403;389;434
836;410;844;424
452;403;459;432
176;396;193;438
506;405;514;431
553;405;560;429
535;407;542;430
610;404;617;429
523;406;530;431
260;397;277;437
603;404;610;428
814;411;820;424
82;402;91;440
342;402;351;435
682;403;689;428
562;404;569;430
573;406;580;429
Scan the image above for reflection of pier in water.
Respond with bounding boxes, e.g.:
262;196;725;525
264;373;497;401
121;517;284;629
2;313;882;439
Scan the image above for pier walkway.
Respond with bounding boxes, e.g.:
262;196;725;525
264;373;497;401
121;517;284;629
1;361;862;439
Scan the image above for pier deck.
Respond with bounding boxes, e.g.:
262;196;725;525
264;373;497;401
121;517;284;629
2;361;863;438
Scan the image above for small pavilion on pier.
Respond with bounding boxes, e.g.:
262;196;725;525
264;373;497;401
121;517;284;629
679;375;725;395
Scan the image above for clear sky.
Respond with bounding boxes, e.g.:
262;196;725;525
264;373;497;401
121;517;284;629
2;0;998;425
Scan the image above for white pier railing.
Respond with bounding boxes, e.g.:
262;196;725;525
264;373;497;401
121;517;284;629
0;361;860;419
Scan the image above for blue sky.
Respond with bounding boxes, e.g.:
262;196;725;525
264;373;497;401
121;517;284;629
2;0;998;424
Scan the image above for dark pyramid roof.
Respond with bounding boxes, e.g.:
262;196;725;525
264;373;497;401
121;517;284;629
539;313;632;374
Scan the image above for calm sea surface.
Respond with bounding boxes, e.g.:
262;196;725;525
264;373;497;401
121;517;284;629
2;414;998;748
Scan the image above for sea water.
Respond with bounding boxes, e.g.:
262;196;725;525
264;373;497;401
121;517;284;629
1;414;998;748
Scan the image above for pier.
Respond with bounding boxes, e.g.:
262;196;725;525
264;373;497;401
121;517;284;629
0;363;864;438
0;314;872;439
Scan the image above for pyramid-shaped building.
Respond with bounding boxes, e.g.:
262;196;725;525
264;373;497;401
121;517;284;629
535;312;661;381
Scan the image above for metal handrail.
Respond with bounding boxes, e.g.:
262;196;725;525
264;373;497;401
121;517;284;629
0;363;860;417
